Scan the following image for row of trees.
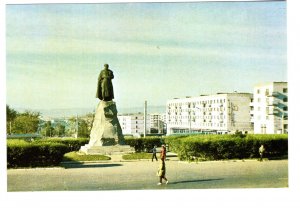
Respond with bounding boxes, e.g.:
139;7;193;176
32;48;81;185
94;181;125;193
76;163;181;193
6;105;40;134
39;119;91;138
6;105;92;138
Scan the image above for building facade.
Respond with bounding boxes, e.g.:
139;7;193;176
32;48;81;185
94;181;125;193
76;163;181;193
166;93;253;135
118;113;152;136
118;113;166;136
251;82;288;134
149;113;166;134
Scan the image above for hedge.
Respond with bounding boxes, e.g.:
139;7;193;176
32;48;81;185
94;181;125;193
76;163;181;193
7;139;69;168
164;134;288;161
124;136;163;152
36;138;89;152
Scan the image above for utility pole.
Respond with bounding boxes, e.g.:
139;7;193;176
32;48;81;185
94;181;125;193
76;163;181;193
76;114;79;138
144;100;147;138
189;109;191;133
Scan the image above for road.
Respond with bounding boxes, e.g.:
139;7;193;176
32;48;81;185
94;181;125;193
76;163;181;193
7;159;288;191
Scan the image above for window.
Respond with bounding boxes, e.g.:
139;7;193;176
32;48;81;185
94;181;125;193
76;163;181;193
258;98;261;103
283;88;288;93
257;89;260;94
283;106;288;111
265;89;269;96
283;97;288;102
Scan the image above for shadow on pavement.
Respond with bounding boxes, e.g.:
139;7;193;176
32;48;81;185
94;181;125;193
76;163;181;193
61;163;123;169
170;178;224;185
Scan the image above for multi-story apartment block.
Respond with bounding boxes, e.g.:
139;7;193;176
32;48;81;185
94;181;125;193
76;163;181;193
166;93;253;135
149;113;166;134
118;113;166;136
118;113;150;136
251;82;288;134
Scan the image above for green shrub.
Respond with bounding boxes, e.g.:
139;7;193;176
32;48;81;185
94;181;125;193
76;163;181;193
36;137;89;152
62;152;111;162
7;139;69;168
166;134;288;161
125;136;162;152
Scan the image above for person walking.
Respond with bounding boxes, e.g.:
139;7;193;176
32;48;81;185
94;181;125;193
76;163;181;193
157;159;168;185
152;145;158;162
160;144;166;161
259;144;265;161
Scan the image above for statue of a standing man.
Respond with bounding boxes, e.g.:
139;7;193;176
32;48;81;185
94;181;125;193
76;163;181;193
96;64;114;101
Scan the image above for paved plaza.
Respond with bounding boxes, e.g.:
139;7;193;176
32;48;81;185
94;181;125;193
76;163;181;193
7;155;288;191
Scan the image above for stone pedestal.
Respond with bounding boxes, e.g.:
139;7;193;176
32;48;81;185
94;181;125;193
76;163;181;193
80;101;134;154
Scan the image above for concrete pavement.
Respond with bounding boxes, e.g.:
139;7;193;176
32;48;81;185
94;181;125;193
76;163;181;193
7;155;288;191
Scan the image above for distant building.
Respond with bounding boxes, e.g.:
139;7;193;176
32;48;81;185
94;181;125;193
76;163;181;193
118;113;166;136
149;113;166;134
118;113;150;136
166;93;253;135
250;82;288;134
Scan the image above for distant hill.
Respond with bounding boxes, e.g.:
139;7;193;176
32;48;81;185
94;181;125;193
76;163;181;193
15;105;166;118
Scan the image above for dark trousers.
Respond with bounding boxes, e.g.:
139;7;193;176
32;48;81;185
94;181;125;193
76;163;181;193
260;153;263;161
152;153;157;161
159;175;167;183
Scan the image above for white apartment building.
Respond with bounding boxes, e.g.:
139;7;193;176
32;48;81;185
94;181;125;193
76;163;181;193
118;113;150;136
149;113;166;134
118;113;166;136
251;82;288;134
166;93;253;135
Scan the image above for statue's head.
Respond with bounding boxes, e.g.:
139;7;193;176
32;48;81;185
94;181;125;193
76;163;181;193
104;64;109;69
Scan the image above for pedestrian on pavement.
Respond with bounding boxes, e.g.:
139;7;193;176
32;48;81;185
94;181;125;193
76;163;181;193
157;159;168;185
259;144;265;161
152;145;158;162
160;144;166;161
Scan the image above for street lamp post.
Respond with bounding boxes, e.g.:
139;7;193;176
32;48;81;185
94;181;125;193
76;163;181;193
144;100;147;138
188;109;191;133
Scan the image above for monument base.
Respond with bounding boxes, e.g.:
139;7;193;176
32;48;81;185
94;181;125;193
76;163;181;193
80;145;135;155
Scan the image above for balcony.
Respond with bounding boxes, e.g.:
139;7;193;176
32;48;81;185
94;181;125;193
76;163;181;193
267;91;280;97
267;109;279;115
267;100;279;106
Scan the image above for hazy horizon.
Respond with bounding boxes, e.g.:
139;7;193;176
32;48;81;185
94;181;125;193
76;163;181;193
12;104;167;118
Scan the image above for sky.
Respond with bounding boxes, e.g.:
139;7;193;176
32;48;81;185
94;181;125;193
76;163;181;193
6;1;287;110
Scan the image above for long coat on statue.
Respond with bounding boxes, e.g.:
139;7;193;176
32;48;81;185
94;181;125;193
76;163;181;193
96;68;114;101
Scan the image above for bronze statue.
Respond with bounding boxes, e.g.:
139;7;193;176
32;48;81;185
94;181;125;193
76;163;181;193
96;64;114;101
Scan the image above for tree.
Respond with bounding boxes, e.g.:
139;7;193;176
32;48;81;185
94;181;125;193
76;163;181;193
12;111;40;134
78;119;89;138
54;123;66;137
65;117;77;137
40;121;54;137
6;105;17;134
